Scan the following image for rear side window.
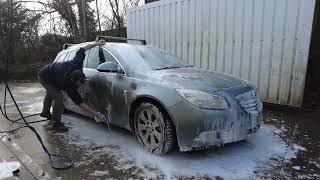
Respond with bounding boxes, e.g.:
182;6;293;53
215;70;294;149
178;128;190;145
55;52;68;62
86;47;100;69
65;50;77;61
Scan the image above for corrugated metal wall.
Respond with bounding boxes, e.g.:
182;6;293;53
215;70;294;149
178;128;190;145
127;0;316;107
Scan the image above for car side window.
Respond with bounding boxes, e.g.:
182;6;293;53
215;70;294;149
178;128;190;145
103;49;118;64
65;50;77;61
84;50;90;67
63;52;70;62
86;47;100;69
55;52;68;62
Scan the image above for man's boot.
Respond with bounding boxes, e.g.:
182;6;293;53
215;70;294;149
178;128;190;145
40;113;53;128
40;112;52;120
51;121;68;132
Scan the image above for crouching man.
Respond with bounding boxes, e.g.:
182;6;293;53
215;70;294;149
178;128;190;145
38;40;106;132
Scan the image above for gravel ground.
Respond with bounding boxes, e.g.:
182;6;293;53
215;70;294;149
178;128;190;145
0;83;319;179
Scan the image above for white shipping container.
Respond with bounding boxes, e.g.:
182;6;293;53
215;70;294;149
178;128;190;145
127;0;316;107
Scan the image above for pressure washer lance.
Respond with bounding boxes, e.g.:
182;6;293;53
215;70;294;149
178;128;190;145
94;116;111;132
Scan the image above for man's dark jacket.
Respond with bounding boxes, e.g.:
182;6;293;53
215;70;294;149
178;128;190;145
39;48;85;105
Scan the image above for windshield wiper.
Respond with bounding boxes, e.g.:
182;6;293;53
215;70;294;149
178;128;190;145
155;65;194;70
155;66;182;70
184;65;194;67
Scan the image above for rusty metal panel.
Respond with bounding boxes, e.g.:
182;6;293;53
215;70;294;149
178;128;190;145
127;0;316;107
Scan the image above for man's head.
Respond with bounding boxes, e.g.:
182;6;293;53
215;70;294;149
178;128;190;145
70;70;86;87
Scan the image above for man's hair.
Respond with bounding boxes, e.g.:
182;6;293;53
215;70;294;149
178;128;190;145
69;70;86;83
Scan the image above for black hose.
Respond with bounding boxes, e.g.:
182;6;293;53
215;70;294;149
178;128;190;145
0;81;74;170
0;82;48;125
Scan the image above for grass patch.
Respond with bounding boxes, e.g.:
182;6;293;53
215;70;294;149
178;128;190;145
8;62;47;80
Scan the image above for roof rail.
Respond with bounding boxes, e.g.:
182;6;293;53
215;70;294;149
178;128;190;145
63;43;75;50
95;35;147;45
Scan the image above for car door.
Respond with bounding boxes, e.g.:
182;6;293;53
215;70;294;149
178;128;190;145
81;47;111;117
83;47;130;128
64;48;99;117
82;47;128;125
101;48;131;128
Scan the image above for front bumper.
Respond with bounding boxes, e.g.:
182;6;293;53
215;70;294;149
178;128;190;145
168;86;263;152
191;122;261;150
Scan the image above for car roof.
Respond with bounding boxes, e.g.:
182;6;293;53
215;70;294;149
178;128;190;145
65;41;143;51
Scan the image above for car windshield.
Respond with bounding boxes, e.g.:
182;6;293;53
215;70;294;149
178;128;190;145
108;44;191;70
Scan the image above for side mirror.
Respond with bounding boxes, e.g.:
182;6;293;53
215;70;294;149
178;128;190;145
97;62;118;73
97;62;124;74
117;66;125;75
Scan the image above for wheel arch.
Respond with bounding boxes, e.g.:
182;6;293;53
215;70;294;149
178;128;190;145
129;95;177;137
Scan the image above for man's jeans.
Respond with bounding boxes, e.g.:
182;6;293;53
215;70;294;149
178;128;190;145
38;76;64;123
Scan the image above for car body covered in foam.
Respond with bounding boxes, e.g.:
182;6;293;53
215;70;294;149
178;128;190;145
57;42;263;152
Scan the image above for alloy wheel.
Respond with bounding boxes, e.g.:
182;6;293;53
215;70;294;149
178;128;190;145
137;109;162;149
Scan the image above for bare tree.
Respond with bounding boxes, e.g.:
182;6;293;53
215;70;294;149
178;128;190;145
51;0;79;37
108;0;123;36
122;0;138;16
122;0;140;26
107;0;140;36
95;0;101;32
0;0;41;64
128;0;140;7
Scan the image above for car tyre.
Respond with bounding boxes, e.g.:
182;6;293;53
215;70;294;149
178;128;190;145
134;102;176;155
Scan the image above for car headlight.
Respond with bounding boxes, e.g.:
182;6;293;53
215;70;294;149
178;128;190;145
176;89;229;109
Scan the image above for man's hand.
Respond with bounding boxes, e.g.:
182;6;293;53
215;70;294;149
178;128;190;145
95;40;106;46
81;40;106;51
95;112;106;121
80;103;106;120
94;112;106;123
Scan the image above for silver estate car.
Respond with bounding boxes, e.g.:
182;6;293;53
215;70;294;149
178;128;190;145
57;39;263;154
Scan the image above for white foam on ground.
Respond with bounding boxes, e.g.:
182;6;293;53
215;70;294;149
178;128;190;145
292;166;301;170
61;114;301;179
89;170;110;176
18;87;43;94
2;84;44;115
3;84;303;179
0;84;304;179
0;161;20;179
24;101;43;114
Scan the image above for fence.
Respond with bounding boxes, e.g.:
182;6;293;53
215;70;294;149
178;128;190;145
127;0;316;106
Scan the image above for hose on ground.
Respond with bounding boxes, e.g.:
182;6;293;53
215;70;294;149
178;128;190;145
0;80;74;170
